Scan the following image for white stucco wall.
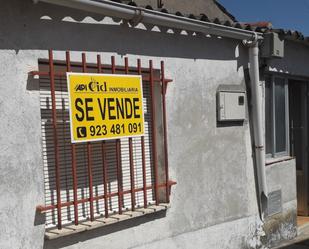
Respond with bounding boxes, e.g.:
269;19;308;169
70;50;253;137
0;1;298;249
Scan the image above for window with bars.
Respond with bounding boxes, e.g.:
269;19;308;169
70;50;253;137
33;50;175;238
265;76;289;158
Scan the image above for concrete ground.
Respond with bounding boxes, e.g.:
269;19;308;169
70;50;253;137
282;242;309;248
277;220;309;249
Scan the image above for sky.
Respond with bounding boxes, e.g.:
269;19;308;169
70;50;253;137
218;0;309;36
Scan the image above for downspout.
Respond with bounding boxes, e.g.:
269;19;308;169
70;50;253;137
246;39;268;219
33;0;268;218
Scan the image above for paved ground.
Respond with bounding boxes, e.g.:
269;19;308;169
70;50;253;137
275;221;309;249
278;229;309;248
282;242;309;248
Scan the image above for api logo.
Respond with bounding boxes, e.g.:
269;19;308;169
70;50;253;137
76;127;87;138
75;84;87;92
74;78;107;92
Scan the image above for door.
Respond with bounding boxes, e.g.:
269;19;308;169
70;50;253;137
289;80;308;216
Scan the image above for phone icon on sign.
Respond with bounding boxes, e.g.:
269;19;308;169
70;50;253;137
76;127;87;138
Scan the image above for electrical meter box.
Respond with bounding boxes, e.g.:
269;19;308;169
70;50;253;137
217;91;246;121
261;32;284;58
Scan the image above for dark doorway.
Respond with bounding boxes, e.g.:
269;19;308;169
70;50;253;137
289;80;308;216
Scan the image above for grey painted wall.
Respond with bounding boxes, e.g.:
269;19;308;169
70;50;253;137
266;160;296;205
268;40;309;77
0;0;297;249
265;160;297;248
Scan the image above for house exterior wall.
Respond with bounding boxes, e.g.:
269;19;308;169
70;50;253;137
261;38;309;247
0;1;296;249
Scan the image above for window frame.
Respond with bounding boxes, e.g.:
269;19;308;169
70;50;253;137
33;51;176;238
265;75;290;158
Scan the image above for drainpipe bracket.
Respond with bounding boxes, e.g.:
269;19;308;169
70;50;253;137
255;145;264;150
242;33;259;47
129;7;145;27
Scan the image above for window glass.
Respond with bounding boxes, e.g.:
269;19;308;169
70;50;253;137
274;78;286;153
265;79;272;155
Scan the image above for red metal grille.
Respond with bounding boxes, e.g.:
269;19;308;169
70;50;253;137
33;50;175;230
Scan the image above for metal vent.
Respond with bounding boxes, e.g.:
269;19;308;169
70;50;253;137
267;190;282;216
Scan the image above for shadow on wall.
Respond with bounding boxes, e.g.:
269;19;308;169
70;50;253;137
0;0;247;68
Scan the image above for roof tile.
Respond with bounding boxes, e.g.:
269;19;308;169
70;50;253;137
107;0;309;43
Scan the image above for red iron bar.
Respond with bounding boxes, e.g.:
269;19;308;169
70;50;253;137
102;141;109;218
149;60;159;205
66;51;79;225
137;58;148;208
48;49;62;229
125;57;136;211
97;54;110;218
36;181;177;213
82;53;95;221
112;56;123;215
32;59;172;75
129;139;135;210
161;61;170;203
116;139;123;214
111;56;116;74
29;71;171;84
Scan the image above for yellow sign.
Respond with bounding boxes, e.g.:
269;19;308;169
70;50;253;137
67;73;144;143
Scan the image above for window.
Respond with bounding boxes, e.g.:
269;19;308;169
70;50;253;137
34;50;175;239
265;76;289;157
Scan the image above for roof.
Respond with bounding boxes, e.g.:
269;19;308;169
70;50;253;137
127;0;236;23
109;0;309;45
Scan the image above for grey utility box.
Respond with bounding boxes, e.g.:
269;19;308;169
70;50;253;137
217;91;246;121
261;32;284;58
